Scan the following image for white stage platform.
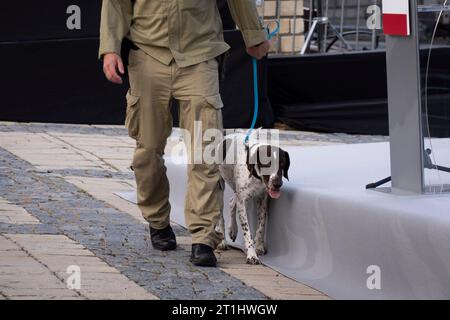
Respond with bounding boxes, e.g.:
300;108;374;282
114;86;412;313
116;139;450;299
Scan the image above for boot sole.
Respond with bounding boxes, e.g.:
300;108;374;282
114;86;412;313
152;242;177;251
190;257;217;267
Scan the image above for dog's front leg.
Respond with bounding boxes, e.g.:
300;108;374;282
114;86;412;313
254;193;268;256
237;198;260;265
228;195;238;242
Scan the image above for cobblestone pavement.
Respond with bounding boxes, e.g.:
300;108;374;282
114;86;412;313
0;121;387;300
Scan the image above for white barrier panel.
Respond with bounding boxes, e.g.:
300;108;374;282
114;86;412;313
117;140;450;299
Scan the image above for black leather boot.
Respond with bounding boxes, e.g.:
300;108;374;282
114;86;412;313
190;244;217;267
149;225;177;251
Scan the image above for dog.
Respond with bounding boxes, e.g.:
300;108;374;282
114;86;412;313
216;133;290;264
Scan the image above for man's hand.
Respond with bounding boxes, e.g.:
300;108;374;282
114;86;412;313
246;40;271;60
103;53;125;84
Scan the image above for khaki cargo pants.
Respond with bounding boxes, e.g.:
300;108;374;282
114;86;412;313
125;48;224;248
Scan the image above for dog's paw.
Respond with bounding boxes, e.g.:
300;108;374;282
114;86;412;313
256;247;267;256
217;241;228;251
246;255;261;265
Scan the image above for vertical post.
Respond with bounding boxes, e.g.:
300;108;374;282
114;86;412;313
339;0;346;51
355;0;361;51
385;0;424;194
276;0;281;54
292;0;298;54
308;0;313;32
371;0;378;50
317;0;325;52
323;0;329;43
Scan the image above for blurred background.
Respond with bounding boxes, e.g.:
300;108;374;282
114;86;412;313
1;0;449;136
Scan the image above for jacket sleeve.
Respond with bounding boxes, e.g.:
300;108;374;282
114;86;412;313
99;0;133;59
226;0;267;48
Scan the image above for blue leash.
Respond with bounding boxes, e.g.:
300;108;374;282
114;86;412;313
244;21;280;144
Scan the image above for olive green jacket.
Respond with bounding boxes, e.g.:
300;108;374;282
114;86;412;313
99;0;266;67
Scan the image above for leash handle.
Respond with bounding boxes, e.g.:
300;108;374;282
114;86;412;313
244;21;280;144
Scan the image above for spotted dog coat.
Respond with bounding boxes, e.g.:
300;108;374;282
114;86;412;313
217;133;289;265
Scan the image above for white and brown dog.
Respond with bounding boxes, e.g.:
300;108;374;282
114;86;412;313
217;133;290;264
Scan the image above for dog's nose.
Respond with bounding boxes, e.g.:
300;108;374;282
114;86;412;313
273;182;283;189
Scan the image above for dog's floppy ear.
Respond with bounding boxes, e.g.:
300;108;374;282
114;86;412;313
246;143;261;180
247;163;261;180
283;150;290;181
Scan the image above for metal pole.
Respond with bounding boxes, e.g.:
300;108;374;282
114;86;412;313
371;0;377;50
323;0;329;47
301;19;318;54
308;0;313;32
317;0;326;52
339;0;346;51
355;0;361;51
292;0;298;54
276;0;281;54
385;0;425;194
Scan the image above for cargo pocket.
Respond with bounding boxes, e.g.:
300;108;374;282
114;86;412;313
125;90;141;141
203;94;224;131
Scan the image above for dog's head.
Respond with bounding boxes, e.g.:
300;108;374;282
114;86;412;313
247;145;290;199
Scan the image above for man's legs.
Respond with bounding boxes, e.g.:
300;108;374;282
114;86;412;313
127;49;173;232
173;59;225;250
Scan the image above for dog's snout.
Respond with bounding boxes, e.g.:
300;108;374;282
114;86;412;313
272;181;283;189
269;174;283;189
270;176;283;189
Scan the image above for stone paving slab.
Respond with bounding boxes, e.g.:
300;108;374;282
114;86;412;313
0;234;83;300
1;234;157;300
64;176;144;224
0;199;40;225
